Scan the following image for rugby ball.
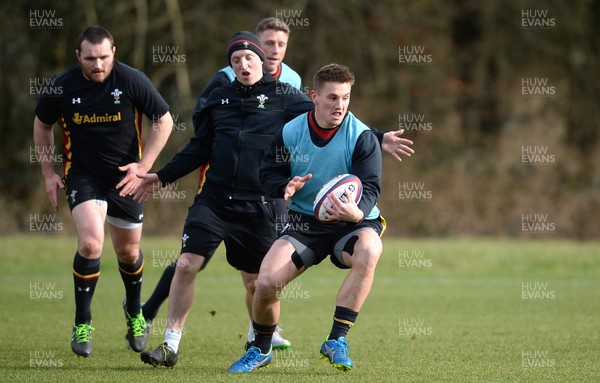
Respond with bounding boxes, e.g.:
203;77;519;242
313;174;362;222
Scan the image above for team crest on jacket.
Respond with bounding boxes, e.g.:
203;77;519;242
257;94;268;109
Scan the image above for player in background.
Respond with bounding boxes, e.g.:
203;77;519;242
33;26;172;357
192;17;301;120
229;63;384;372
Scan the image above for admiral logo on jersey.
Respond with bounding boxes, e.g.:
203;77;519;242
72;112;122;125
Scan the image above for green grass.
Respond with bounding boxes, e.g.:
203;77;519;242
0;235;598;382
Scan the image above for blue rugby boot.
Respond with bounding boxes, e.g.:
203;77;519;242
320;336;353;371
228;345;272;373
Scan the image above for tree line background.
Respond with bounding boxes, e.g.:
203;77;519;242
1;0;598;239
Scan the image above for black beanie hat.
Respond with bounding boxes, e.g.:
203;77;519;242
226;31;265;66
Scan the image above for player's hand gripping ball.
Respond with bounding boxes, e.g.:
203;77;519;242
313;174;362;222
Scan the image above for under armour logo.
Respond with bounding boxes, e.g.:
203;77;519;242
242;41;249;48
72;98;81;104
182;233;189;247
221;98;229;104
70;190;77;203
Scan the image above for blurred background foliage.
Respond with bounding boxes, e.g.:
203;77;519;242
1;0;598;238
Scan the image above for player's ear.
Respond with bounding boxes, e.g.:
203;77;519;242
310;89;318;102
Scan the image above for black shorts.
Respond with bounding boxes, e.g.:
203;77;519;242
274;198;289;235
280;211;384;270
64;170;144;224
181;193;277;273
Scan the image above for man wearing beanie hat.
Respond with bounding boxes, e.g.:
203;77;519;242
139;21;302;354
137;31;314;367
226;31;266;66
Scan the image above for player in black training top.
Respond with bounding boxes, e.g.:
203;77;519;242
33;26;172;357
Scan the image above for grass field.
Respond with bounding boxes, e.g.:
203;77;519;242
1;235;598;382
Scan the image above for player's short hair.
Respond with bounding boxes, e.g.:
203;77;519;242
77;26;114;51
256;17;291;36
313;64;355;92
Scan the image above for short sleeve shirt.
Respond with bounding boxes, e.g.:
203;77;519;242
35;61;169;185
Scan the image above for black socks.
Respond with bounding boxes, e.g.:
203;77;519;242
73;252;100;325
119;251;144;316
328;306;358;340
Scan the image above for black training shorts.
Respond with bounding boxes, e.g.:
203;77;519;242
64;170;144;223
180;192;277;273
279;211;384;270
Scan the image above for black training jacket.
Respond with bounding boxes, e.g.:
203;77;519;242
156;73;314;201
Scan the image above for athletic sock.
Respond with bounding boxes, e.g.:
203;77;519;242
328;306;359;340
119;251;144;316
165;328;182;353
73;252;100;325
252;322;276;354
142;259;177;321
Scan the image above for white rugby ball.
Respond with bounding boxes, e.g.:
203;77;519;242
313;174;362;222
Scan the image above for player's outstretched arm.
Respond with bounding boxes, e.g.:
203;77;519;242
117;111;173;196
382;129;414;162
132;173;162;203
33;116;65;211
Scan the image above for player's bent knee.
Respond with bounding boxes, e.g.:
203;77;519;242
354;238;382;270
114;245;140;263
242;275;257;294
176;253;205;275
255;274;280;297
78;239;103;258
